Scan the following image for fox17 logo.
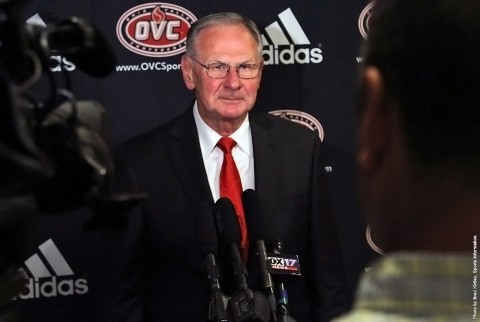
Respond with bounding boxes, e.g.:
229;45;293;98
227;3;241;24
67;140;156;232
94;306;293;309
266;254;301;276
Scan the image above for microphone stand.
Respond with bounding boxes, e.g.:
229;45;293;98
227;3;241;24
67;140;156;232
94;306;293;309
272;242;296;322
214;198;270;322
256;240;277;322
227;243;258;322
206;253;229;322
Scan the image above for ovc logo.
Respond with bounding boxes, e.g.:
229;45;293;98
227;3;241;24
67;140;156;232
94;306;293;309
116;3;197;57
269;109;324;141
359;1;375;40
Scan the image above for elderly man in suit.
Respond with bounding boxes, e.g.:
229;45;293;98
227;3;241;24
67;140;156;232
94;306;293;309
110;12;348;322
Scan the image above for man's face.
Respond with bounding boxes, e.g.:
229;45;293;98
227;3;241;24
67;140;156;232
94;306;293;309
181;23;263;127
356;67;413;252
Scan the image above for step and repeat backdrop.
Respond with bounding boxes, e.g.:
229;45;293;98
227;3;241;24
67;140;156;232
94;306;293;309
14;0;379;320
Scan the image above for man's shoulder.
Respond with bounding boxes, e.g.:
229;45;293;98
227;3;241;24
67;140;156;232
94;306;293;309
120;109;193;150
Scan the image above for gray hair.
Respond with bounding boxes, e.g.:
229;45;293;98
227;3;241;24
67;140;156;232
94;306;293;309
185;12;263;58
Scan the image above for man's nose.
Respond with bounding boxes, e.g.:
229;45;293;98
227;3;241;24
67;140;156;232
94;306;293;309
222;67;241;89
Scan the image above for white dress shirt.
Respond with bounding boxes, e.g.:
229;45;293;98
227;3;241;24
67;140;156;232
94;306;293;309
193;101;255;201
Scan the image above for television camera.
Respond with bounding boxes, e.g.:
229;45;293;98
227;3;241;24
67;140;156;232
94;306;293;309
0;0;143;319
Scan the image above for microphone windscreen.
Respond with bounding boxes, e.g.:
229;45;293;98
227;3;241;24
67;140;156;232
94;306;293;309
194;201;218;256
242;189;270;241
214;197;241;245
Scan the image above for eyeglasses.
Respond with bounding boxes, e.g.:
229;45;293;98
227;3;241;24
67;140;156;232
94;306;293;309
190;57;262;79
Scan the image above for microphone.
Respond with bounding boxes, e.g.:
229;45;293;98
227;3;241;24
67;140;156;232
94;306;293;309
195;201;228;322
269;242;298;322
214;198;270;322
42;17;117;77
242;189;277;322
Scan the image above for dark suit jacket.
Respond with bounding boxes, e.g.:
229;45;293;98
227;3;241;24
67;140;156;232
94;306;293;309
107;107;348;322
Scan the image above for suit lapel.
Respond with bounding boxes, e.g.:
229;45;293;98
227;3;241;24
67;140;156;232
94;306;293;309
250;114;279;222
167;109;214;208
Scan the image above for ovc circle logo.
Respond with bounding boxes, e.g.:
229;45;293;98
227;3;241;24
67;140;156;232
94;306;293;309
269;109;324;141
116;3;197;57
358;1;374;40
366;225;384;255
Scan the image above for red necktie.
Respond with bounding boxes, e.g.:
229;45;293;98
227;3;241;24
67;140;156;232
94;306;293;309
217;137;249;261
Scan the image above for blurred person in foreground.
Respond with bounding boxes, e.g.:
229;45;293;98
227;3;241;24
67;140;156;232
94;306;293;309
111;12;348;322
333;0;480;321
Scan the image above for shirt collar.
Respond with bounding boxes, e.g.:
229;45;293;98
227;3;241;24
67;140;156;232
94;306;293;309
355;252;471;314
193;101;253;160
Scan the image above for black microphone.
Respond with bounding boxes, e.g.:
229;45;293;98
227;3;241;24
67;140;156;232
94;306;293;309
43;17;117;77
242;189;277;322
195;201;229;322
214;198;270;322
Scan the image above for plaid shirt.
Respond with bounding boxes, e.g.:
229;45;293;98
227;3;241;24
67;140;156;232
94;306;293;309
333;252;473;322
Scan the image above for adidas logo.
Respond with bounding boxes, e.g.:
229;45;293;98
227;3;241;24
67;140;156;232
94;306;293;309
26;13;47;27
261;8;323;65
26;14;77;72
15;239;88;300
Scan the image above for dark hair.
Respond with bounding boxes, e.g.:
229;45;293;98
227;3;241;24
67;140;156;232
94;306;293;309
363;0;480;169
185;12;263;58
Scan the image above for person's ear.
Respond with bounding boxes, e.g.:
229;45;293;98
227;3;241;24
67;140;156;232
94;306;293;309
356;67;393;173
181;55;195;90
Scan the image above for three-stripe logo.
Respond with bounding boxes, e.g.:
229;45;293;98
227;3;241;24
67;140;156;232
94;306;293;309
262;8;310;47
22;239;74;280
15;239;88;300
261;8;323;65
